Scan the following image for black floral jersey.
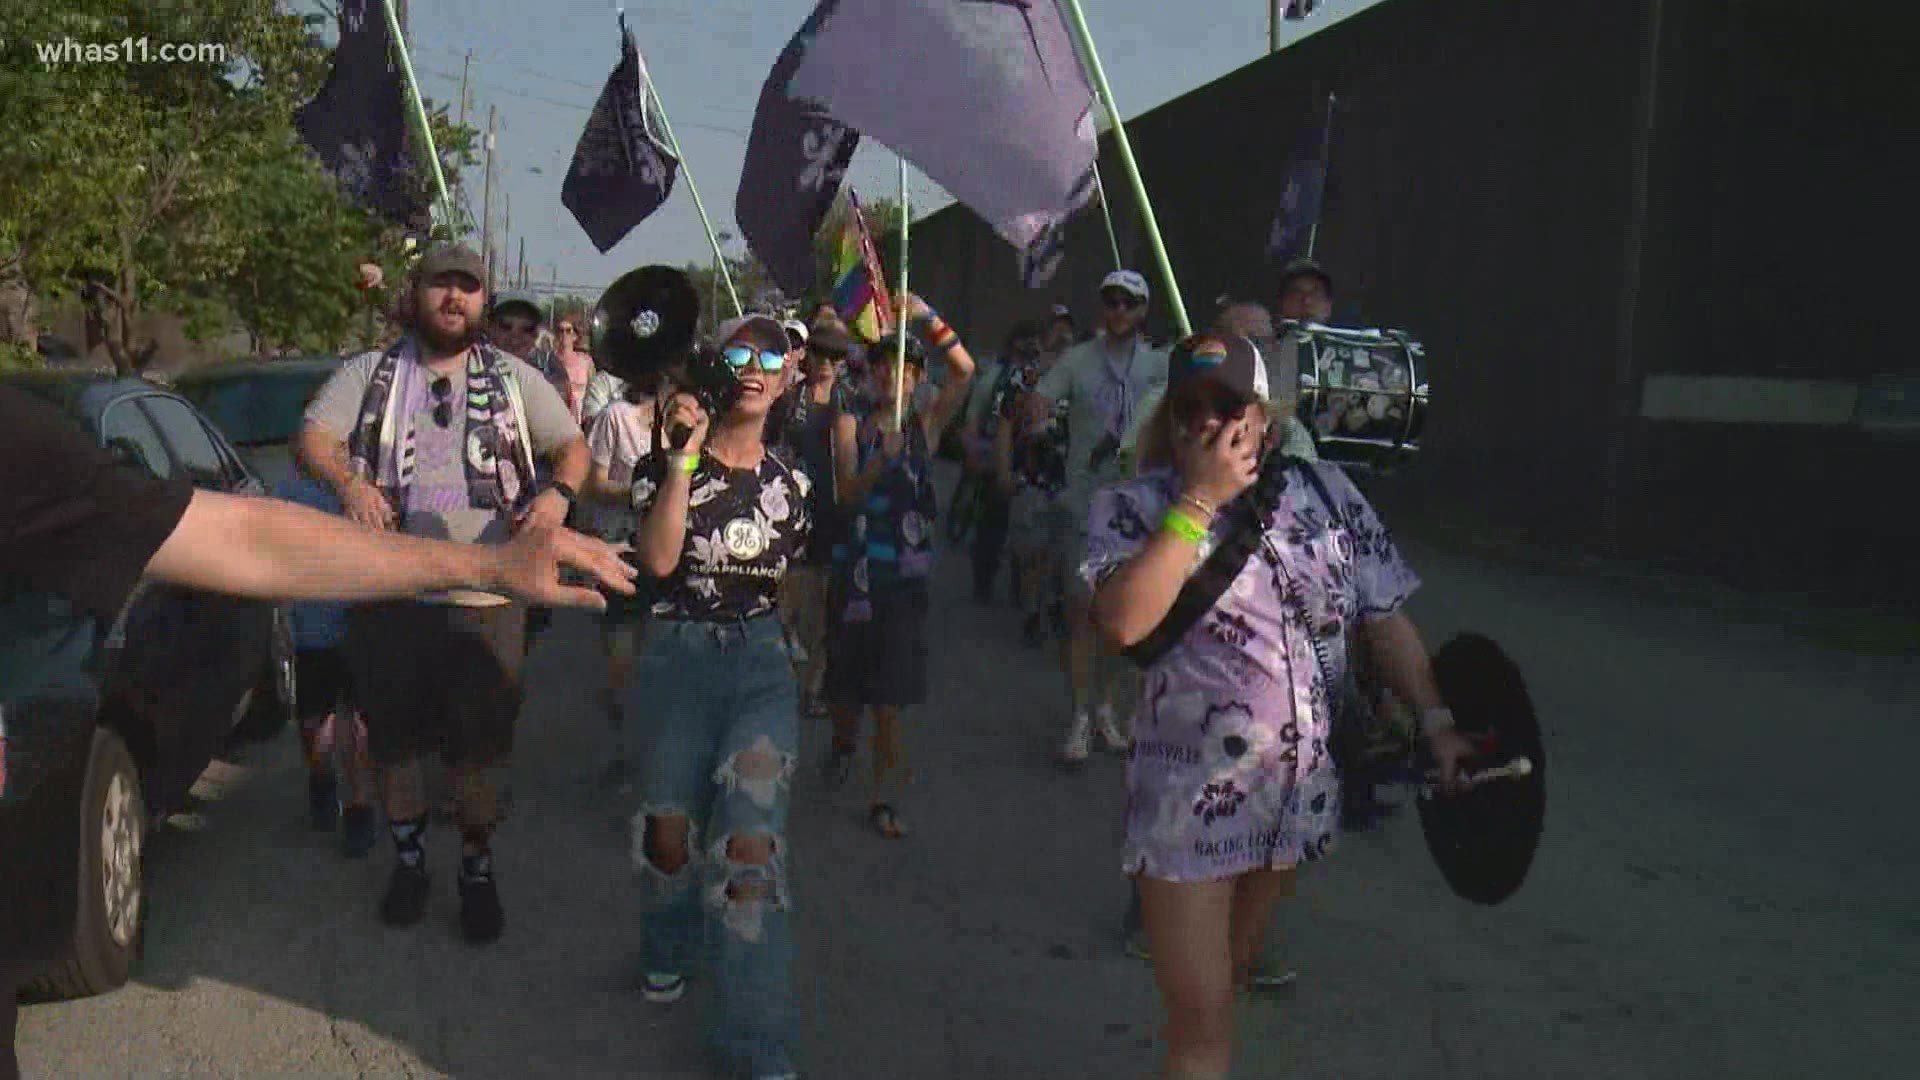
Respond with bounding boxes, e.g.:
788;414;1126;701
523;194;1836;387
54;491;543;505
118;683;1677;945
631;448;813;622
1004;361;1070;496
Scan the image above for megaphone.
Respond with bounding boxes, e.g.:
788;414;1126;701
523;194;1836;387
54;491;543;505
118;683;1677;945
590;265;700;387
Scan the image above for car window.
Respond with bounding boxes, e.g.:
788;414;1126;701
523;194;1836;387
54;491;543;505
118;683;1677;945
97;400;174;480
179;369;335;446
140;396;227;488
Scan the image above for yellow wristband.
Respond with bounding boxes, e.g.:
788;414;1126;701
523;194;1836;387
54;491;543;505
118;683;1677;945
671;452;698;474
1160;507;1209;544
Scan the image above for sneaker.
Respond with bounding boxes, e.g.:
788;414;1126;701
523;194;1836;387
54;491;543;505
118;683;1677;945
1058;711;1092;766
340;805;379;859
1247;957;1299;990
379;864;431;927
459;875;505;944
1095;705;1131;755
641;972;687;1003
1124;926;1151;961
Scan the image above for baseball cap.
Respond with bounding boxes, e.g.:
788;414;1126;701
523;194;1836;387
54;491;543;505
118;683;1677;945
1277;257;1334;295
807;321;853;356
488;288;543;322
1099;269;1150;301
1167;334;1270;405
716;314;789;356
414;244;486;287
781;318;810;346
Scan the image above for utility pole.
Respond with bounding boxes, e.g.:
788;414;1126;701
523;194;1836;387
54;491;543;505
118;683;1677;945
480;105;497;286
457;49;472;127
501;193;511;287
1270;0;1283;53
517;238;527;289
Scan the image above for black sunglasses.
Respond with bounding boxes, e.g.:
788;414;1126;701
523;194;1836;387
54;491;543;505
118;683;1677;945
1101;292;1144;311
431;376;454;428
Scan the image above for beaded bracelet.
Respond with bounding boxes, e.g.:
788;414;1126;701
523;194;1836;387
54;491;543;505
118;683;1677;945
1160;507;1209;544
1178;492;1218;519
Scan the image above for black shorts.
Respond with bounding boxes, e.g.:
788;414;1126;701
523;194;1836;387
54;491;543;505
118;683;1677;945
293;647;357;723
822;585;930;708
346;601;527;766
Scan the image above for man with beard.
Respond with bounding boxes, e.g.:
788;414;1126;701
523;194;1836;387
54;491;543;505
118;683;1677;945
1027;270;1169;766
295;245;589;943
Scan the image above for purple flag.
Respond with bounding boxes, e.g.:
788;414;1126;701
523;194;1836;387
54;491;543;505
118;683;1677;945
735;3;863;295
295;0;425;227
1267;120;1328;263
561;17;681;254
738;0;1098;294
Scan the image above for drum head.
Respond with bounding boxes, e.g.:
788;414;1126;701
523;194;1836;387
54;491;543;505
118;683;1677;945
1417;632;1547;905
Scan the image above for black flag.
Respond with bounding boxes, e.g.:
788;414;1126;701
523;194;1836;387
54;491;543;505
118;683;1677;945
294;0;424;226
561;17;682;255
734;2;862;296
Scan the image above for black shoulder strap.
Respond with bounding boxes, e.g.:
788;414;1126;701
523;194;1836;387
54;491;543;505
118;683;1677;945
1122;454;1296;668
1295;460;1344;530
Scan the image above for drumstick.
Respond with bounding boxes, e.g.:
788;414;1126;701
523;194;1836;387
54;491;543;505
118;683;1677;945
1417;756;1534;798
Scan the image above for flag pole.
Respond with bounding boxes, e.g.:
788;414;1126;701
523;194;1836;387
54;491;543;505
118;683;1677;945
1305;91;1335;259
378;0;455;233
1091;162;1123;271
1058;0;1190;336
626;15;741;317
893;157;911;432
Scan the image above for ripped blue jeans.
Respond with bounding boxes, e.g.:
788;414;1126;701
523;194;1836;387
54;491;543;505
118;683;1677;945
628;614;798;1072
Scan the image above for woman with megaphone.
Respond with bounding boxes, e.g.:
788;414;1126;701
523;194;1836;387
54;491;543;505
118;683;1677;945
625;313;814;1080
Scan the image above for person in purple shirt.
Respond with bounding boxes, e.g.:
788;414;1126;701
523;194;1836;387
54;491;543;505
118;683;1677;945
1079;333;1473;1080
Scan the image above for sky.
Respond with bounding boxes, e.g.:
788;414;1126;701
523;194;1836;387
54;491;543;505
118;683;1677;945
381;0;1386;296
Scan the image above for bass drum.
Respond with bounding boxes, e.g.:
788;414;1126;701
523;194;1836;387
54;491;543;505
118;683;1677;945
1281;323;1429;474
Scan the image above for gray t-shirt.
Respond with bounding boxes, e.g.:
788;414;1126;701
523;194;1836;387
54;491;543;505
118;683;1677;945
305;346;581;551
1033;333;1168;506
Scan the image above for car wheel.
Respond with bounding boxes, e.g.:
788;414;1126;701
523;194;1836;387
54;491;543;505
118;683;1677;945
28;728;146;1000
232;610;294;744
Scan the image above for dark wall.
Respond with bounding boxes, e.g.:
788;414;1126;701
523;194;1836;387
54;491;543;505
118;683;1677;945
913;0;1919;604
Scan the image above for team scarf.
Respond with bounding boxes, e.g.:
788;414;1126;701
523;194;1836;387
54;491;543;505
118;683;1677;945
346;336;537;522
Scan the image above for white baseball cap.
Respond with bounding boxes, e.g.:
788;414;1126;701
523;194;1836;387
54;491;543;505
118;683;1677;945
1100;269;1150;301
781;318;809;345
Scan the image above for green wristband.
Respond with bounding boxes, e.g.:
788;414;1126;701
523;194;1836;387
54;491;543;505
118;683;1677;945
1161;507;1209;544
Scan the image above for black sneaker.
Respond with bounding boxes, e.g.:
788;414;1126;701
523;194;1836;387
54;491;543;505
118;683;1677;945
460;875;505;944
820;743;854;791
380;864;431;927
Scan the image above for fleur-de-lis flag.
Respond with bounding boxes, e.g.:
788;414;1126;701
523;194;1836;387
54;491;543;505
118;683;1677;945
737;0;1098;295
561;16;682;254
294;0;424;226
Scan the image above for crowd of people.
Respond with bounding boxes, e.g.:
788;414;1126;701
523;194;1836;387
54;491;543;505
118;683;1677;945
5;242;1470;1080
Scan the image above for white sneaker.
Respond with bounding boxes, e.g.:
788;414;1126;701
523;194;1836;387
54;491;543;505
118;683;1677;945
1096;705;1131;754
1059;710;1092;765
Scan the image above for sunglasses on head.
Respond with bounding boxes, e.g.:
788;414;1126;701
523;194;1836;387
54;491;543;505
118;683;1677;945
722;344;787;373
1101;292;1144;310
430;376;455;428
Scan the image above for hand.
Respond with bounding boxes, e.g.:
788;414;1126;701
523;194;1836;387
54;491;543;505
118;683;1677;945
1175;408;1260;509
514;488;570;535
342;477;394;531
1426;729;1477;794
490;520;638;610
898;292;933;323
663;392;710;456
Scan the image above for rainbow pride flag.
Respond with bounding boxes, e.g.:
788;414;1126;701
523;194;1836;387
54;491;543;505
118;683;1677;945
831;189;894;343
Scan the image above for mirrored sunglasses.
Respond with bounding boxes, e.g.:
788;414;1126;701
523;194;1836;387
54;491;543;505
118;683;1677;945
722;344;787;373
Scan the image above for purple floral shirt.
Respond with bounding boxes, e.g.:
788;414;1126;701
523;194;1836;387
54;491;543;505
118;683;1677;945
1078;463;1421;881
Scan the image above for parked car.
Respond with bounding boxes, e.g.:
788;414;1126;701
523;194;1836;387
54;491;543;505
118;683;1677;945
0;371;294;1000
172;356;344;486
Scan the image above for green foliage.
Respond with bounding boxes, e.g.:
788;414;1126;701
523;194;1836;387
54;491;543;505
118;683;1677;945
0;0;481;368
811;194;903;298
0;342;44;374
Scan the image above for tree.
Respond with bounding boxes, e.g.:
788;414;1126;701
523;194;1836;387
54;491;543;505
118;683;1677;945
0;2;482;371
809;193;903;307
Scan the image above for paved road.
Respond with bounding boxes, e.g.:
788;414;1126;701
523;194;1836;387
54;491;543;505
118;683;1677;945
18;469;1920;1078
